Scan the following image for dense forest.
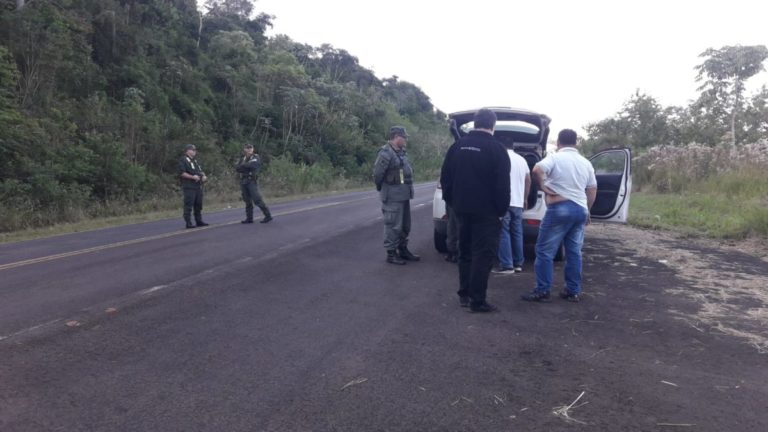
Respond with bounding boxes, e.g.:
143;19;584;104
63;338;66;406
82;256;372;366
0;0;449;232
1;0;766;234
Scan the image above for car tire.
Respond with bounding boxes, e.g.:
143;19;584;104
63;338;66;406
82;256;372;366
434;229;448;253
525;241;565;262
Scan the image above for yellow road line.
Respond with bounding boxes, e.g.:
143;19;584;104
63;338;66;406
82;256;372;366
0;197;374;272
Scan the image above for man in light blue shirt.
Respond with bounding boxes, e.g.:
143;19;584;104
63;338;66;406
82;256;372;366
522;129;597;303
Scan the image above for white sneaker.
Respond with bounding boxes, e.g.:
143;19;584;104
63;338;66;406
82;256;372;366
513;266;523;273
492;267;516;275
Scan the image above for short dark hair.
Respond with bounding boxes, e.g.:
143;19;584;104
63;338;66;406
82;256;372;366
557;129;578;146
473;108;497;130
244;143;254;149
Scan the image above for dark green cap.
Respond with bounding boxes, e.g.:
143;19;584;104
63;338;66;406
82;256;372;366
389;126;409;139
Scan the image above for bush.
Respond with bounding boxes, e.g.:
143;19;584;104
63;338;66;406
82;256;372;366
634;141;768;193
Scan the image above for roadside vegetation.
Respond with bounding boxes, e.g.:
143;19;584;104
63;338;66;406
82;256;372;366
581;45;768;240
1;1;766;243
630;142;768;238
0;0;450;234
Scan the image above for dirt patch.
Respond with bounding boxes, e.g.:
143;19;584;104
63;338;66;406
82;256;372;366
587;224;768;353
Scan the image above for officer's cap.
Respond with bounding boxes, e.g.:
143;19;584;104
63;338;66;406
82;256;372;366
184;144;197;151
389;126;409;139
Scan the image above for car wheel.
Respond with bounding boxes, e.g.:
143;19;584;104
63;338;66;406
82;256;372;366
434;229;447;253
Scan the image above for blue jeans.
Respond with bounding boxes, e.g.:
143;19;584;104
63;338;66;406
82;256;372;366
498;207;524;268
534;200;588;295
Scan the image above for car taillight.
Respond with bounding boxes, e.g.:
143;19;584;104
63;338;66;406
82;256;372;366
525;219;540;226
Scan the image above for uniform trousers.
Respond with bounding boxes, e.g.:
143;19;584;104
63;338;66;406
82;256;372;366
382;200;411;251
182;185;204;224
241;181;270;220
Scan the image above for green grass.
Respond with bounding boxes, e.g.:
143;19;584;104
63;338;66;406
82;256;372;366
629;192;768;239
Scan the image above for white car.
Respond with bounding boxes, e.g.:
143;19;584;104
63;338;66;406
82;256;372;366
433;107;632;259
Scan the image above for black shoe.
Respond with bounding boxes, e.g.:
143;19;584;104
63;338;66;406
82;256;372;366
196;221;209;227
469;302;498;313
185;223;195;229
241;219;254;224
386;250;406;265
260;215;273;223
521;291;551;302
459;296;470;307
398;247;420;261
559;291;581;303
445;253;458;263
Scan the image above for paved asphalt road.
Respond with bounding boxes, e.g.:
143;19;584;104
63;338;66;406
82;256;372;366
1;185;766;431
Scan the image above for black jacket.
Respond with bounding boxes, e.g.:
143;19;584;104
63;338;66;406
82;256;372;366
440;130;511;217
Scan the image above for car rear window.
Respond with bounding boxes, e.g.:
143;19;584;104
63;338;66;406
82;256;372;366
460;120;541;144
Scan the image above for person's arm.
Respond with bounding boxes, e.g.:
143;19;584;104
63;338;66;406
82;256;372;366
495;145;512;217
523;172;531;208
531;165;549;194
440;144;456;204
373;149;391;191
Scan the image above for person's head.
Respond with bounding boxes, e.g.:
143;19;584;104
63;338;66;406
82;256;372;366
389;126;409;148
556;129;578;147
473;108;497;133
243;143;254;156
184;144;197;157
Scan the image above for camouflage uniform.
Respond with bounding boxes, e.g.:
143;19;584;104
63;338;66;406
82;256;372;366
236;152;272;223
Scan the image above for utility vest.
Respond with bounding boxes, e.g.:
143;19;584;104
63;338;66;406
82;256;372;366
374;143;414;202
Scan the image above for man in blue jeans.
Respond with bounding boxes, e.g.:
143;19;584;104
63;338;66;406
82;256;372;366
522;129;597;303
494;148;531;274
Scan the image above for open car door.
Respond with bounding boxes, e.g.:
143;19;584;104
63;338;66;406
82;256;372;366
589;148;632;223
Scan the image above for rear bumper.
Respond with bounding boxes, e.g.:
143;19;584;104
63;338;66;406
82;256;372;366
523;219;540;245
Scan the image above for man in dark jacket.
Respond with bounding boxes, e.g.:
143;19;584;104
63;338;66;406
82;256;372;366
440;109;510;312
178;144;209;229
236;144;272;224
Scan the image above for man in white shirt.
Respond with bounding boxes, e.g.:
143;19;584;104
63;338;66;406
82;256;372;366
522;129;597;303
493;149;530;274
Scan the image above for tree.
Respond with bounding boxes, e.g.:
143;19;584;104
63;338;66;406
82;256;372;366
695;45;768;145
205;0;254;18
583;91;670;153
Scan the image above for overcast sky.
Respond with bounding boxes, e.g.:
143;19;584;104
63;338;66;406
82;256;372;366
205;0;768;136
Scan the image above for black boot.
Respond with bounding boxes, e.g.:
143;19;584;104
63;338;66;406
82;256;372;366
387;250;406;265
184;218;194;229
398;245;420;261
260;212;273;223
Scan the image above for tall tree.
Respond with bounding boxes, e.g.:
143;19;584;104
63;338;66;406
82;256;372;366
584;91;670;153
695;45;768;145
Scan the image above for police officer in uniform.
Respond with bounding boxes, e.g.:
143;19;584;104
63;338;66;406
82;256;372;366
373;126;420;265
178;144;209;229
236;143;272;224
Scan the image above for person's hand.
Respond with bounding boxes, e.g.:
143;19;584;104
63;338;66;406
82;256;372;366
192;175;200;182
201;175;208;183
